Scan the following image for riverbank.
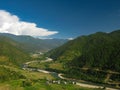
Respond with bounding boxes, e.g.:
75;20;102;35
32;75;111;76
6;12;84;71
22;59;119;90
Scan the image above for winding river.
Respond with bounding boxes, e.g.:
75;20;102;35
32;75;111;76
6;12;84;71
22;58;119;90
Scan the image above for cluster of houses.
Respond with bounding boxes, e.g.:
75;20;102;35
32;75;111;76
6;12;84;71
46;80;76;85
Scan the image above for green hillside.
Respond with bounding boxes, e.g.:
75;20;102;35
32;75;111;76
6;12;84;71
0;36;30;66
48;30;120;85
0;36;31;83
69;31;120;72
48;30;120;71
47;35;87;63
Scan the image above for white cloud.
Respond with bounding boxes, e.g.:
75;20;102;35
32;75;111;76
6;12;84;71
68;38;74;40
0;10;58;36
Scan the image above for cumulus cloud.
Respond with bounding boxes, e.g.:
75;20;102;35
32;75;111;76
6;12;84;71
0;10;58;36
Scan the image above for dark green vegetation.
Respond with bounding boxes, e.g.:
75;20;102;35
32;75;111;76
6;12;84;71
48;30;120;87
0;33;68;52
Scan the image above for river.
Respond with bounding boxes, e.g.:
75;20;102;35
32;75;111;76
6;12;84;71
22;58;119;90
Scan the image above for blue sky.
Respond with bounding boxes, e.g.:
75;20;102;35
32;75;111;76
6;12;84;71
0;0;120;39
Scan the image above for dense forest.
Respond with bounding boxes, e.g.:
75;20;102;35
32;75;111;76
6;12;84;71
48;30;120;84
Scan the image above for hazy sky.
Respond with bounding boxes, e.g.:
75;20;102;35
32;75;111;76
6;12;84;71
0;0;120;39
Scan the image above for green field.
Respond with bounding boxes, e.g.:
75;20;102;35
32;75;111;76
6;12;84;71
28;61;64;71
0;64;104;90
0;80;103;90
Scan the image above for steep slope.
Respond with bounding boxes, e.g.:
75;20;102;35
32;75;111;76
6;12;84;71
47;36;87;62
0;33;68;52
48;30;120;71
69;31;120;71
0;36;30;66
48;30;120;84
0;36;31;82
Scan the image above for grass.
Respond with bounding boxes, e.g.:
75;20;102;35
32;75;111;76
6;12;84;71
0;65;104;90
28;61;64;71
0;80;104;90
1;65;54;80
28;62;47;69
21;71;54;80
0;55;105;90
49;62;64;71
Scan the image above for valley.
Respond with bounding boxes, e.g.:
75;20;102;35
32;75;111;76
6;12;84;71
0;55;103;90
0;30;120;90
0;1;120;89
24;55;119;90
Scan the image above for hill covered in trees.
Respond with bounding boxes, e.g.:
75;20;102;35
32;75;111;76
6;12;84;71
0;36;31;82
48;30;120;71
0;36;30;67
48;30;120;84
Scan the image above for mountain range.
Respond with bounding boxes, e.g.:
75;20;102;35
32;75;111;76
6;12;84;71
0;33;68;52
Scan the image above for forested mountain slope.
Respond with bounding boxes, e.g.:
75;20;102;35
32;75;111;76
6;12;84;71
48;30;120;72
0;33;68;52
0;36;30;66
48;30;120;84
